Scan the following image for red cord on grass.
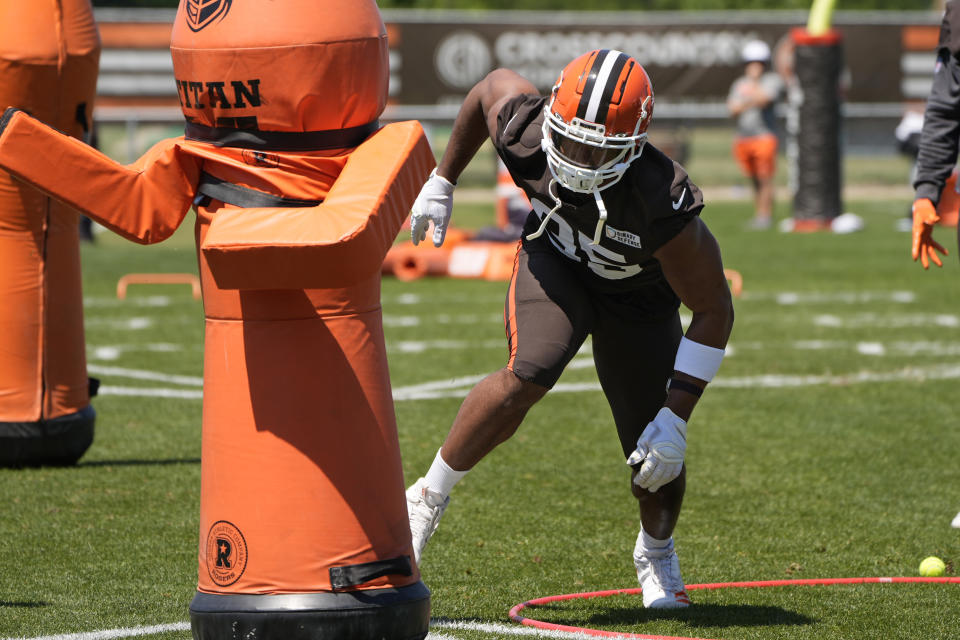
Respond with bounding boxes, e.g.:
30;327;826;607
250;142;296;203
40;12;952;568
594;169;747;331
508;577;960;640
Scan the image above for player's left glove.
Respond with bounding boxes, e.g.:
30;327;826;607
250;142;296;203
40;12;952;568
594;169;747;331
627;407;687;493
410;168;456;247
911;198;948;269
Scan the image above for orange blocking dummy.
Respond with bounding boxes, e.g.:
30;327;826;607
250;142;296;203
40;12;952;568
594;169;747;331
0;0;100;466
0;1;434;637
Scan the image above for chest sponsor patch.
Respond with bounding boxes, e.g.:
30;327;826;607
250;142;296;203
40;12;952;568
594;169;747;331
604;225;643;249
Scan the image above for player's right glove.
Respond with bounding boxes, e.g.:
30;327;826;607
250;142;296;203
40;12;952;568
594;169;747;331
627;407;687;493
911;198;948;269
410;168;456;247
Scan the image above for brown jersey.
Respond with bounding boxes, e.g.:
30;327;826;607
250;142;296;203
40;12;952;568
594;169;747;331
493;94;704;292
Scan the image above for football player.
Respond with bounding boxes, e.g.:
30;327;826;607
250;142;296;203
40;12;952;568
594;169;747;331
406;49;734;607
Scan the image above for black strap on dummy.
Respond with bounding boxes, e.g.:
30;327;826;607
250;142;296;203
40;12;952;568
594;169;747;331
328;555;413;591
0;107;21;135
185;120;379;152
193;172;322;209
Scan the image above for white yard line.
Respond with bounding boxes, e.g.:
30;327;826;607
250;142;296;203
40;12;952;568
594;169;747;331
90;344;183;362
84;296;174;308
742;290;917;305
8;622;190;640
389;339;505;353
813;312;959;328
382;313;503;327
97;386;204;400
87;365;203;387
431;619;595;638
84;317;155;330
92;361;960;401
9;620;586;640
390;361;960;400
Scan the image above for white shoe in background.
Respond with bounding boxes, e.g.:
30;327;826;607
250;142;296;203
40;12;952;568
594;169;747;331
831;212;865;234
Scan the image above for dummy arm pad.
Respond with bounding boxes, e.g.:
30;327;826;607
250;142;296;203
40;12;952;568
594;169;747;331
0;108;199;244
200;120;435;290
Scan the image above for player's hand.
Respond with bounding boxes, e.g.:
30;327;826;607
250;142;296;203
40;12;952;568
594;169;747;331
626;407;687;493
911;198;948;269
411;169;456;247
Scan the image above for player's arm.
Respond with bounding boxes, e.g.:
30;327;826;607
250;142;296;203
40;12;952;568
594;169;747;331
410;69;536;247
911;15;960;268
626;216;732;493
654;217;734;421
726;83;747;116
727;80;769;115
436;69;538;183
914;30;960;207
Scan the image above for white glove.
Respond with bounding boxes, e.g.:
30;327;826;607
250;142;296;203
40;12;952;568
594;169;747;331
410;169;456;247
626;407;687;493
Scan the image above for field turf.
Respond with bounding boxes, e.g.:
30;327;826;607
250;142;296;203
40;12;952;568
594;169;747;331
1;192;959;640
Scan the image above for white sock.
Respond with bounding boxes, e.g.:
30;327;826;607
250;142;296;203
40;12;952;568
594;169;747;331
423;448;468;499
636;528;674;557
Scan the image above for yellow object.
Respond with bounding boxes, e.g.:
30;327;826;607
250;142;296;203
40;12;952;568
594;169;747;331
807;0;838;36
919;556;946;577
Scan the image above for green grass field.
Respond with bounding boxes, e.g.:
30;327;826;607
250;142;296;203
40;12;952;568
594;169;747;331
2;182;960;639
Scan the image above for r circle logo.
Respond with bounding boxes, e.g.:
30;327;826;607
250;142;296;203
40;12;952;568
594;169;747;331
205;520;248;587
185;0;233;32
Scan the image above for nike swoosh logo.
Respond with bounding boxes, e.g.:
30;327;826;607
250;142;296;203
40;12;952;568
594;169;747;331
672;188;687;211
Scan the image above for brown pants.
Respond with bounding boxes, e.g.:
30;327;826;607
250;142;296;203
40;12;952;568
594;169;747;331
504;238;683;456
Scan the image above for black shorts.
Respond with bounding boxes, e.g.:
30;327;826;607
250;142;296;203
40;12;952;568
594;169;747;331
503;238;683;456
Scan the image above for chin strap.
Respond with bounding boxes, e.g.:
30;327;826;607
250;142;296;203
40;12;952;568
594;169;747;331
591;189;608;245
526;181;610;246
526;179;563;241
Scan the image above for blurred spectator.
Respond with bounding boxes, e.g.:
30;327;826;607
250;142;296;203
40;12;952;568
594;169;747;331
727;39;785;230
911;0;960;271
908;0;960;529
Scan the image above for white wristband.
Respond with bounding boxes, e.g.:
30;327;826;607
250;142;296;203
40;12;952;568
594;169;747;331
674;336;725;382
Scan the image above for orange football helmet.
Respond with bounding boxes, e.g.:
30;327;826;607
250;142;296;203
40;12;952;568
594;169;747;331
541;49;654;194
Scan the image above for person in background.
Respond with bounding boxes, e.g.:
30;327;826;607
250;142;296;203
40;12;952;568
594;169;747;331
727;39;785;230
405;49;734;607
910;0;960;529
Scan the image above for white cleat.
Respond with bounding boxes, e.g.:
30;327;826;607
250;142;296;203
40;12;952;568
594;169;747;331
634;548;691;609
952;511;960;529
406;477;450;566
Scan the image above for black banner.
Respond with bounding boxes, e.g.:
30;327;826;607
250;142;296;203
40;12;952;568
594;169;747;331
384;11;938;108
